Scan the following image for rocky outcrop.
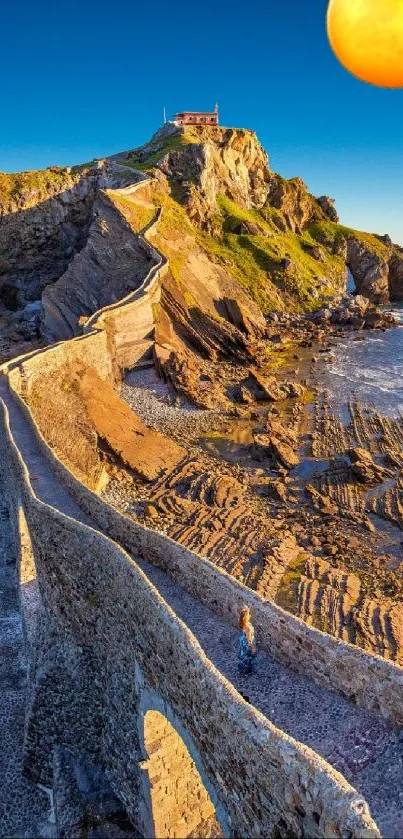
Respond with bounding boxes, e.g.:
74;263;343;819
251;418;299;470
388;246;403;301
155;343;228;410
155;125;270;227
0;165;94;215
297;556;403;665
0;175;97;309
305;485;339;517
2;120;401;375
143;126;336;242
311;295;396;330
320;233;403;305
0;160;142;316
316;196;339;223
79;370;185;480
346;238;391;303
242;369;306;402
266;175;323;233
252;433;299;470
42;192;154;340
153;277;265;408
348;448;393;486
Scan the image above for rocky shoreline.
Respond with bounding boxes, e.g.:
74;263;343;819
99;296;403;666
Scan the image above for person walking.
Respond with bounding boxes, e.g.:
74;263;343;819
238;606;257;676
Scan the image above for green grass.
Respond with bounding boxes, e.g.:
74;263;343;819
109;140;348;316
0;166;75;211
107;192;156;232
276;554;308;613
199;196;346;313
309;219;390;260
218;195;273;234
339;226;390;259
121;126;201;172
197;225;285;313
112;130;347;313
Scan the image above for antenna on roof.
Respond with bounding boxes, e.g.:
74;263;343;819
214;102;219;115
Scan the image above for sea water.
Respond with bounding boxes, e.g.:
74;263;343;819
319;306;403;416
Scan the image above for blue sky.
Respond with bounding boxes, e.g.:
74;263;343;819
1;0;403;243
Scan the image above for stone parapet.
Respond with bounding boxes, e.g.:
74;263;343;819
0;168;394;838
0;394;380;838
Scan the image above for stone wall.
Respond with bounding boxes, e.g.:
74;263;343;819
140;709;219;838
1;170;399;837
83;205;167;372
0;395;380;838
6;330;114;400
10;379;403;731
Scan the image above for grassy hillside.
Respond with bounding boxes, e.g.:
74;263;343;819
209;196;346;312
112;126;348;313
110;177;345;316
309;219;391;260
119;126;202;172
0;167;78;213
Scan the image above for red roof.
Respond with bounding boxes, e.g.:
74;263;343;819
175;111;217;117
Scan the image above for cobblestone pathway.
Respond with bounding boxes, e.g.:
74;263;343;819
137;558;403;838
1;380;403;837
0;486;52;837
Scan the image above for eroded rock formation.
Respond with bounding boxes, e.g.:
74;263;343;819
79;370;186;480
266;175;324;234
346;238;391;303
155;124;271;226
42;193;154;340
0;173;97;309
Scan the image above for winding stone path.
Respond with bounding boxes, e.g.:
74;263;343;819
1;378;403;837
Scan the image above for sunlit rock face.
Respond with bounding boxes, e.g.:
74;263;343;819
42;194;154;340
156;125;271;226
346;238;391;304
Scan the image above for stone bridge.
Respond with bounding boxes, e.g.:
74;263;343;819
1;174;403;838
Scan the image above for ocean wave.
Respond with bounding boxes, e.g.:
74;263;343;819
320;326;403;415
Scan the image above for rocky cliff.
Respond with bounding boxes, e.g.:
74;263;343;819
0;159;145;355
6;123;403;677
42;192;154;340
0;169;96;309
125;124;403;308
155;124;271;225
1;122;403;365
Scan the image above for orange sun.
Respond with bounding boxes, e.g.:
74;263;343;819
327;0;403;88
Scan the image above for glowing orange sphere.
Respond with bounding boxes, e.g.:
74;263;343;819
327;0;403;88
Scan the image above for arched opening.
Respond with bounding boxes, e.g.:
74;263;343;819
347;268;356;294
141;710;222;838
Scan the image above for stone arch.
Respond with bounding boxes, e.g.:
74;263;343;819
347;267;356;294
141;710;221;838
137;688;230;838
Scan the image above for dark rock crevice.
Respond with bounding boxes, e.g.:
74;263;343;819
42;191;155;341
0;176;99;310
